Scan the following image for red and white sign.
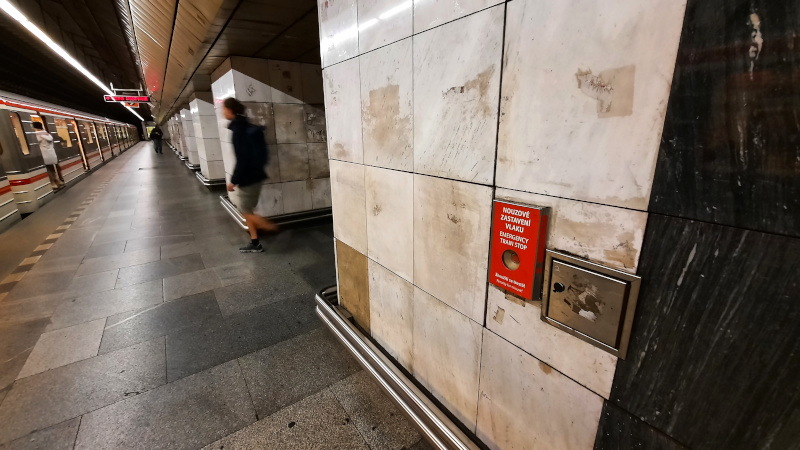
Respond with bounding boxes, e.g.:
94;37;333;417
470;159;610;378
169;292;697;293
104;95;149;103
488;201;550;300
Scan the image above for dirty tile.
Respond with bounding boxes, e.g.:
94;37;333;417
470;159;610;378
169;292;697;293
331;371;422;449
254;183;284;217
233;68;272;103
360;38;413;172
413;0;503;33
336;240;370;332
277;144;310;181
281;181;314;214
47;280;164;332
497;0;687;210
496;188;647;273
308;143;330;178
74;361;256;450
0;338;166;444
304;104;327;143
274;104;307;144
311;178;332;209
267;60;304;104
594;401;688;450
413;5;502;184
323;58;363;163
64;269;119;298
115;254;205;288
99;291;221;354
201;389;367;450
330;160;367;253
476;329;604;450
318;0;359;67
485;286;617;399
368;260;414;372
413;288;482;430
243;102;277;145
162;268;224;301
16;319;105;379
301;63;325;104
358;0;413;53
237;328;362;417
414;174;492;322
365;166;413;281
0;417;80;450
75;247;160;276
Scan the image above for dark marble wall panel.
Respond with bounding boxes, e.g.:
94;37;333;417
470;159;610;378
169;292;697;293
649;0;800;236
609;214;800;449
594;402;688;450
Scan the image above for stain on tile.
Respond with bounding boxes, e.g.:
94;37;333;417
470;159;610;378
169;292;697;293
575;65;635;118
335;239;370;332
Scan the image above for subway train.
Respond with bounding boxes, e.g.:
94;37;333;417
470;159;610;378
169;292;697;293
0;91;140;232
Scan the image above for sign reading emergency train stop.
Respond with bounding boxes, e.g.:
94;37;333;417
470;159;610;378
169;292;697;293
489;201;550;300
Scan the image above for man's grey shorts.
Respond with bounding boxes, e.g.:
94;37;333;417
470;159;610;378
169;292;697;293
236;183;261;214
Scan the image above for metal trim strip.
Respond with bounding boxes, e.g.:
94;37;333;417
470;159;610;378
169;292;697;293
315;287;479;450
0;210;19;222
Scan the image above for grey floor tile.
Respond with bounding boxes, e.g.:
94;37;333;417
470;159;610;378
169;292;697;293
213;267;313;317
0;417;80;450
238;328;362;417
0;320;47;394
115;254;205;288
63;270;119;298
47;279;164;332
4;272;74;302
295;258;337;292
0;337;166;443
75;247;160;277
165;299;296;382
213;263;254;287
202;388;368;450
331;371;423;450
17;318;105;379
0;293;64;327
162;268;223;301
25;255;83;276
99;290;221;354
82;240;127;259
74;360;256;450
123;233;193;253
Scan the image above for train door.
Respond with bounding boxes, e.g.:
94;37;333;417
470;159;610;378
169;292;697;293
2;111;51;213
76;120;100;169
0;136;21;232
89;123;103;161
64;119;88;170
95;122;110;160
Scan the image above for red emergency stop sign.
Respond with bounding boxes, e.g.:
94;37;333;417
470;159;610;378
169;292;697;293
489;201;550;300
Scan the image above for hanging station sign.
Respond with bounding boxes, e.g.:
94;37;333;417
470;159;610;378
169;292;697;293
488;201;550;300
104;95;149;103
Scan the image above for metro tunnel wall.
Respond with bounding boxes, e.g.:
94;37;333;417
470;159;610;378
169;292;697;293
318;0;800;449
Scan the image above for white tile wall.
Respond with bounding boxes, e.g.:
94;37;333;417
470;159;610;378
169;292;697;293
282;180;314;214
308;143;330;178
413;0;504;34
276;144;310;182
357;0;413;54
318;0;359;67
330;160;367;254
369;259;414;371
365;166;413;282
414;174;492;323
495;188;647;273
477;329;605;450
497;0;687;210
311;178;332;209
254;183;284;217
232;70;273;103
485;286;617;399
360;38;413;172
413;287;482;430
274;103;307;144
323;57;363;164
267;60;304;104
413;6;503;184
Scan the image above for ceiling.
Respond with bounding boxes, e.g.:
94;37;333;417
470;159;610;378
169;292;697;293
0;0;322;124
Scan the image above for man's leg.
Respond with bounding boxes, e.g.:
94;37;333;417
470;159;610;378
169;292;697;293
241;213;264;253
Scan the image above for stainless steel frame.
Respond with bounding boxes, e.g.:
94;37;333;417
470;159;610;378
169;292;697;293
184;160;200;170
195;171;225;186
540;249;641;359
219;194;332;230
315;286;479;450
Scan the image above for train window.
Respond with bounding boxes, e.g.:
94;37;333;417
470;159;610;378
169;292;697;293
9;113;30;155
54;118;72;147
90;123;99;144
84;122;94;143
96;123;106;141
30;115;45;128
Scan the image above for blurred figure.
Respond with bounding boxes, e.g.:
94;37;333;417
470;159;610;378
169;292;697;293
223;97;278;253
149;126;163;154
33;122;64;189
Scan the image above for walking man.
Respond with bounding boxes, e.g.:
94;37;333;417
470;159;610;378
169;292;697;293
223;98;278;253
33;122;64;189
149;126;163;154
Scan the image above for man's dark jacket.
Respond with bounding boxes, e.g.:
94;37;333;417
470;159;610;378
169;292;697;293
229;115;268;187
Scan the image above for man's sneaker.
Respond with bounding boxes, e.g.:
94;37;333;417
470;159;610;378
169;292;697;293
239;242;264;253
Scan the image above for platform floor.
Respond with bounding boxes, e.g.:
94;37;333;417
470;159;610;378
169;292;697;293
0;143;430;450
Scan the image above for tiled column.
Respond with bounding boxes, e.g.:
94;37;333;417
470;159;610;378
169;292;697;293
189;92;225;180
210;56;331;216
317;0;706;449
179;108;198;166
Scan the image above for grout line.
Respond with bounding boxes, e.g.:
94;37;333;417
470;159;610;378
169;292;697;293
235;358;260;421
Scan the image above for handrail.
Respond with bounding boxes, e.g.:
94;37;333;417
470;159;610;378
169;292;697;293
315;287;480;450
184;160;200;170
195;171;225;186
